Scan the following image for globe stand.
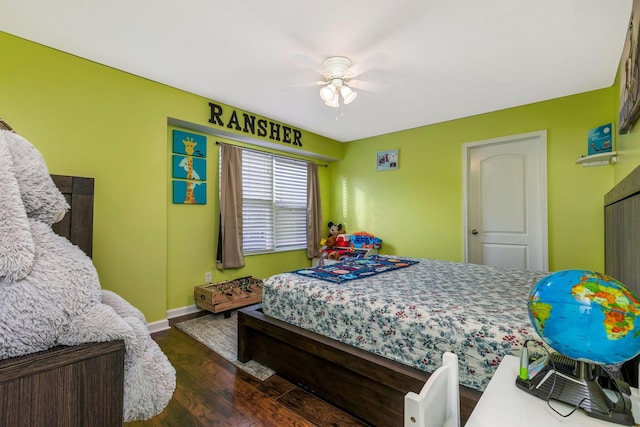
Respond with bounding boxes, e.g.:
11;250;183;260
515;352;635;425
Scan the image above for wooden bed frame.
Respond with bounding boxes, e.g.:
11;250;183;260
1;119;94;257
238;164;640;427
0;121;125;427
51;174;95;258
238;304;481;426
0;171;125;427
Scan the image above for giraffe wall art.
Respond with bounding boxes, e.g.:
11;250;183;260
171;130;207;204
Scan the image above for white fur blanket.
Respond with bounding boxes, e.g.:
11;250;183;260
0;129;175;421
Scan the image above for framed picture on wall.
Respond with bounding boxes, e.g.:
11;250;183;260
172;155;207;180
377;149;398;171
172;180;207;204
619;0;640;134
172;130;207;157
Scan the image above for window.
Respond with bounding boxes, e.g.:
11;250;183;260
237;149;308;253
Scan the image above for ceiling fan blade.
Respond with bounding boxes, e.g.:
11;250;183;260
279;80;327;91
292;53;324;75
348;52;390;77
347;79;385;92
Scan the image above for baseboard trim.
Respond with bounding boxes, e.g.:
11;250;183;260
147;304;204;333
167;304;202;319
148;319;170;334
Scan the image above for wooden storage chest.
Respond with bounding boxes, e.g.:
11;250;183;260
195;276;263;314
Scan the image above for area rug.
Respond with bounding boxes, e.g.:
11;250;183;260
174;311;275;381
293;255;419;283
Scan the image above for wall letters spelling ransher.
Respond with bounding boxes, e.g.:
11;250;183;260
208;102;302;147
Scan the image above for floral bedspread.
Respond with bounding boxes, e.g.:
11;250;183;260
262;256;549;391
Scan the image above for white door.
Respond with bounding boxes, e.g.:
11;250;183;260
463;131;548;271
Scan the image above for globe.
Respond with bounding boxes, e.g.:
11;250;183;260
528;269;640;365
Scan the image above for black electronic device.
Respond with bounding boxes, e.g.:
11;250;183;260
515;352;635;425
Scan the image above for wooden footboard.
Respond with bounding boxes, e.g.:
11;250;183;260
238;304;481;426
0;340;125;427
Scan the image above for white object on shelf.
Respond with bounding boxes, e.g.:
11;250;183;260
465;355;640;426
575;151;617;167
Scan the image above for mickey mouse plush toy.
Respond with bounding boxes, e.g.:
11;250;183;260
325;221;344;249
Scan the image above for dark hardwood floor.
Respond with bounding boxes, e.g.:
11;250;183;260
124;314;368;427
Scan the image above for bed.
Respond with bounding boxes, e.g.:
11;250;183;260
264;257;546;391
239;256;547;425
238;165;640;427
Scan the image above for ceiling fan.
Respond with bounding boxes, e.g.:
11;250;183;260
319;56;358;108
291;53;388;108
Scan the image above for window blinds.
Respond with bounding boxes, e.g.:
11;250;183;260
241;150;307;253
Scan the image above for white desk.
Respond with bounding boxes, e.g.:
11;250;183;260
465;355;640;427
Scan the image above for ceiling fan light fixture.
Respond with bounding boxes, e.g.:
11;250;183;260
318;56;361;108
324;93;340;108
330;77;344;87
340;86;357;104
319;84;336;102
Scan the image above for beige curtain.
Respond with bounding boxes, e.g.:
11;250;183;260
216;144;245;269
306;162;323;259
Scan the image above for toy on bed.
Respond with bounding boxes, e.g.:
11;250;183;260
321;221;344;248
319;222;382;262
0;130;175;421
321;221;356;261
318;221;342;260
350;231;382;249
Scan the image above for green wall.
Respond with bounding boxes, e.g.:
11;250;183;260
335;88;621;272
0;32;341;322
166;129;337;310
3;30;640;322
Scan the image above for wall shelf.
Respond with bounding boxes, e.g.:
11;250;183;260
575;151;617;167
313;247;378;266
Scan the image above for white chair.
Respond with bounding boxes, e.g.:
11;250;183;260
404;351;460;427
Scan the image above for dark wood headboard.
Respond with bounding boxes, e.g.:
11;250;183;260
604;165;640;295
51;175;95;258
605;165;640;386
0;120;95;257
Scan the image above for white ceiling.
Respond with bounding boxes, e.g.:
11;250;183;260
0;0;633;142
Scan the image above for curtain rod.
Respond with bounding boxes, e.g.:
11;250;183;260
215;141;328;167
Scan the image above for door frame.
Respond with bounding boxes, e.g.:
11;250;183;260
461;130;549;270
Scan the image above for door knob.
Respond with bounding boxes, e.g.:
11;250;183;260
471;229;478;235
